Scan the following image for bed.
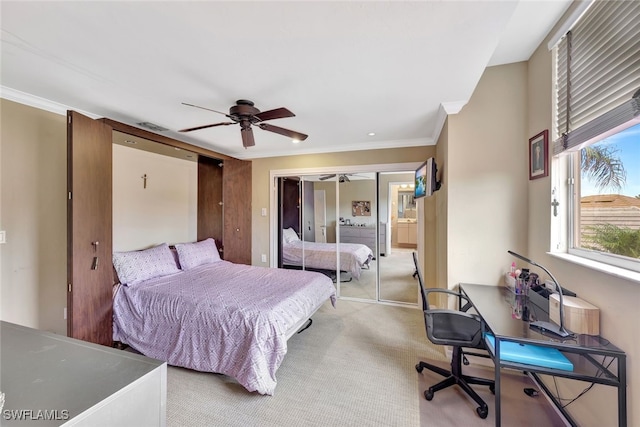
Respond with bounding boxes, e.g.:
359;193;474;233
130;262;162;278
281;227;373;279
111;239;336;396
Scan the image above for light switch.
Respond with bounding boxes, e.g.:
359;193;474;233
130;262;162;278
261;208;267;217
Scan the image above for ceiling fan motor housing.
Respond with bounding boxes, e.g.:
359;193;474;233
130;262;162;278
230;100;261;124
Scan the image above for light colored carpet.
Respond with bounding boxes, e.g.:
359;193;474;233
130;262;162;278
165;299;564;426
417;359;566;426
340;247;418;304
167;300;446;427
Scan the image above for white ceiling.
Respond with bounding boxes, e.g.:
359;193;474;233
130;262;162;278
0;1;571;160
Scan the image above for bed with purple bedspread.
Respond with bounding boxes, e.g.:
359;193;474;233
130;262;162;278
113;260;336;395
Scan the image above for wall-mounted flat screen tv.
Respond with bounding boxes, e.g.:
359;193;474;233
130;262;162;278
414;158;440;199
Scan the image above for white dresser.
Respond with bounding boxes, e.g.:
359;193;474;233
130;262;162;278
0;321;166;427
340;224;386;256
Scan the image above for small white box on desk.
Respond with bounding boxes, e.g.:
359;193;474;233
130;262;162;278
549;294;600;335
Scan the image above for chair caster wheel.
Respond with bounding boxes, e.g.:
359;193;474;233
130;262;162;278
476;406;488;419
416;363;423;373
424;389;434;401
490;384;495;394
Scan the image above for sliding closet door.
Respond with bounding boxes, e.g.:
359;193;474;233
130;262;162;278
338;174;377;301
67;111;113;345
378;172;418;304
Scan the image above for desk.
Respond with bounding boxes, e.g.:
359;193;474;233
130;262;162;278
459;284;626;427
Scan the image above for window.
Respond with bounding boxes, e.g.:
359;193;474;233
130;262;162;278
569;123;640;272
553;1;640;273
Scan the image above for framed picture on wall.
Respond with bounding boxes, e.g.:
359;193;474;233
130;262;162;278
352;200;371;216
529;129;548;180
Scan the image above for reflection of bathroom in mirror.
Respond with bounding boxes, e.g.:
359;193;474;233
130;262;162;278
398;191;416;219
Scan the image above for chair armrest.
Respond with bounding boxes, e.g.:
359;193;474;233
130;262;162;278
423;288;473;312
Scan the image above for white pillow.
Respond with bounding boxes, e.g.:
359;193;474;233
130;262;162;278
283;228;300;244
175;238;221;270
113;243;180;286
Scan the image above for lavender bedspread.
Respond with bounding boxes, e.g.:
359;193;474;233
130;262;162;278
282;240;373;279
113;261;336;395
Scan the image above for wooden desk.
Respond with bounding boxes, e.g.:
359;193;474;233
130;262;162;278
1;321;166;426
459;284;626;427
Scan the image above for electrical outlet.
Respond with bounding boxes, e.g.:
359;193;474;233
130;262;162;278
261;208;267;217
0;230;6;244
261;254;267;263
63;307;67;320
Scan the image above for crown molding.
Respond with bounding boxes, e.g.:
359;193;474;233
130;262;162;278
431;100;468;144
0;86;100;119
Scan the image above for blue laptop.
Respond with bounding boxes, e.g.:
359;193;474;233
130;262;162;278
484;334;574;371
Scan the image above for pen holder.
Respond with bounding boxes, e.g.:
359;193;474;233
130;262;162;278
504;273;516;292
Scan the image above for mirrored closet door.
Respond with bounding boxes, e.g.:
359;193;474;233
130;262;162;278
275;168;419;305
378;172;419;304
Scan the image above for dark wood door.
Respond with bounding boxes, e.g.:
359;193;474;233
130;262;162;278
67;111;113;346
197;156;223;243
222;157;251;264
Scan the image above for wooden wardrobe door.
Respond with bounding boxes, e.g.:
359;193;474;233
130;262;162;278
222;157;251;264
67;111;113;345
197;156;223;243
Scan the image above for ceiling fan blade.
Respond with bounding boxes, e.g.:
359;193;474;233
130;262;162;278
319;174;336;181
182;102;231;118
258;123;308;141
178;122;234;133
343;175;350;182
254;107;295;122
241;127;255;148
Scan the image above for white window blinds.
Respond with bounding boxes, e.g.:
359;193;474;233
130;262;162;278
554;0;640;155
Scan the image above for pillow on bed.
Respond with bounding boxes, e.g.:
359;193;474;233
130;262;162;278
283;227;300;244
175;238;221;270
112;243;180;286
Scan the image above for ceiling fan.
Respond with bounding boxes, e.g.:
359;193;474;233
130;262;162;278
179;99;308;148
319;173;369;183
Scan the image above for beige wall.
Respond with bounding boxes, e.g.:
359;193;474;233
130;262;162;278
445;62;529;290
1;99;67;334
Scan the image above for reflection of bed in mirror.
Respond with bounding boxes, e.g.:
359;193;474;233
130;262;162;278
281;227;374;280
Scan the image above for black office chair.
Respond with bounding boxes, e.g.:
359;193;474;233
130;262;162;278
412;252;494;419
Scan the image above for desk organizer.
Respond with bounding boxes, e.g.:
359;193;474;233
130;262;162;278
549;294;600;335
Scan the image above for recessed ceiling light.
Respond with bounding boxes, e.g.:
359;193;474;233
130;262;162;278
368;132;376;136
174;147;181;151
124;140;137;144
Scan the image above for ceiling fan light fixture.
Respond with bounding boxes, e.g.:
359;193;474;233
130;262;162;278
292;139;301;144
